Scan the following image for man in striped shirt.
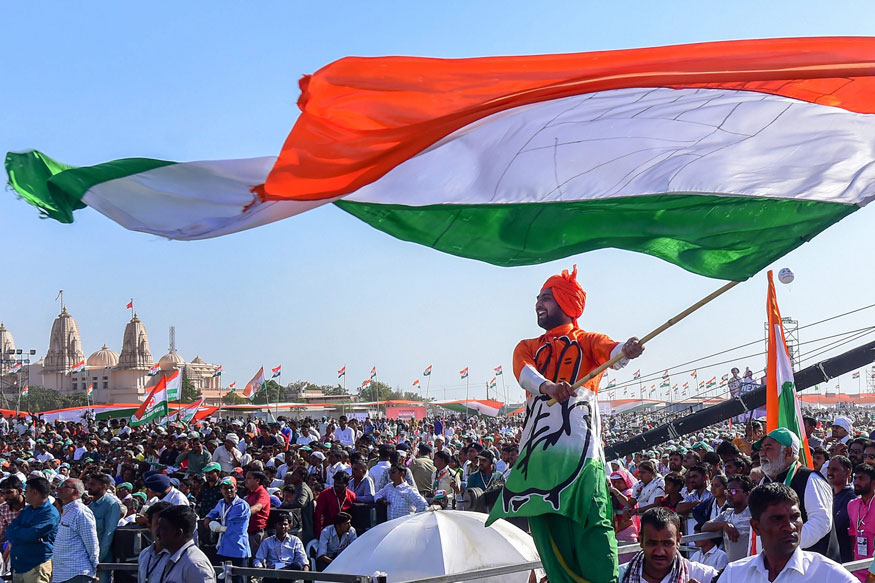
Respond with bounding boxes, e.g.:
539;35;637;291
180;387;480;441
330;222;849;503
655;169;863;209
52;478;98;583
375;465;428;521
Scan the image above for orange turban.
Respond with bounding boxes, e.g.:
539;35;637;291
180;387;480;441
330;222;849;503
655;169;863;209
541;265;586;325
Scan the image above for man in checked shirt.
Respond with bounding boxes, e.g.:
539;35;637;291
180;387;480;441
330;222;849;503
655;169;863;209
52;478;98;583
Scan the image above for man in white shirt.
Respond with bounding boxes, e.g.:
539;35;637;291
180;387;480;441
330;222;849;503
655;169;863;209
335;416;356;448
716;482;854;583
212;434;243;473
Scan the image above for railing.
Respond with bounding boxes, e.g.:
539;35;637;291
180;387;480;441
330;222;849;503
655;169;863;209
95;530;875;581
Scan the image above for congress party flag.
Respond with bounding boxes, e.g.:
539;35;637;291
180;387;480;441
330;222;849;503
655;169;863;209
412;379;420;388
212;365;223;377
71;360;86;373
337;365;346;378
362;379;371;388
86;384;93;397
423;365;432;377
147;363;161;376
9;38;875;284
176;398;204;423
494;366;503;376
242;367;266;400
706;377;717;389
228;382;237;391
459;367;469;379
162;370;182;401
131;377;169;426
8;363;21;375
271;365;282;378
765;270;812;468
370;366;377;379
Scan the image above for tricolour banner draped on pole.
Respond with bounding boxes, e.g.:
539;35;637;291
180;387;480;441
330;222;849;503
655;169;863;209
131;376;169;426
164;369;181;401
765;270;812;467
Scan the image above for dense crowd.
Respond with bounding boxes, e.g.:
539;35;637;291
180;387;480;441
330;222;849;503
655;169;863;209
1;401;874;583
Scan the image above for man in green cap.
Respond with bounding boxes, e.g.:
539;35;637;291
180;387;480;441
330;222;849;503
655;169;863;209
756;427;839;561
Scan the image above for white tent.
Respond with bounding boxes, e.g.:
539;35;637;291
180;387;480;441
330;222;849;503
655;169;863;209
324;510;540;583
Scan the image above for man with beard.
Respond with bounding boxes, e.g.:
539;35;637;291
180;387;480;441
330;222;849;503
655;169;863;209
756;427;840;561
847;463;875;575
84;472;121;583
667;451;685;475
507;265;643;583
848;438;868;470
716;483;854;583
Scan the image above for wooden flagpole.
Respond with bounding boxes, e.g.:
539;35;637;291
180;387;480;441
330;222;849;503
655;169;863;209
547;280;741;406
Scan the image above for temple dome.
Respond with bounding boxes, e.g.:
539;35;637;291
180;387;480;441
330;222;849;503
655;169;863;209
87;344;119;368
190;355;206;364
44;307;85;373
159;350;185;370
118;314;153;370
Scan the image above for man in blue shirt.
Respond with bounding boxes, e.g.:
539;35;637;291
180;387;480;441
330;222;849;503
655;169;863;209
6;477;59;583
204;476;250;583
253;513;308;580
85;473;121;583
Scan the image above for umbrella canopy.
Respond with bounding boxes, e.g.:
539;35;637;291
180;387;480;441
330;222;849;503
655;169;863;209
324;510;540;583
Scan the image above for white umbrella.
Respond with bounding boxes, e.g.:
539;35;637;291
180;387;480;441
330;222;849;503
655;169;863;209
324;510;540;583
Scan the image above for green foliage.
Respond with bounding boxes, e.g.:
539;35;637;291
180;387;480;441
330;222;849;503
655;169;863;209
11;386;88;412
222;391;247;405
358;381;428;403
251;380;284;405
179;374;200;404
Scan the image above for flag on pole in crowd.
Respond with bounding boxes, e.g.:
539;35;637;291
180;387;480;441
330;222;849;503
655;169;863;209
633;369;640;379
229;382;237;391
765;270;812;468
21;385;29;397
131;376;169;426
423;365;432;376
272;365;282;378
413;379;420;388
177;398;204;423
370;366;377;379
495;366;503;376
853;371;861;379
242;367;266;400
71;360;85;373
162;370;182;401
86;384;93;397
212;365;223;377
460;367;469;379
8;363;21;375
337;365;346;378
148;363;161;376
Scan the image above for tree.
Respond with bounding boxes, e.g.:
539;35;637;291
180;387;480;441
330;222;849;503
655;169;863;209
10;386;88;413
358;380;393;402
222;391;247;405
179;374;200;404
252;379;284;405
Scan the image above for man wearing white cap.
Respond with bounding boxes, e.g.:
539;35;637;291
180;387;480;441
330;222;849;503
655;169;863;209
213;434;242;473
757;427;839;561
826;416;853;446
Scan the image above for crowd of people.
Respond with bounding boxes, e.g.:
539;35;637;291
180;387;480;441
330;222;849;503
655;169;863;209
2;402;875;583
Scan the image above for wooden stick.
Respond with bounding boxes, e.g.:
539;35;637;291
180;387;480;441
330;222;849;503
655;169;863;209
546;280;741;406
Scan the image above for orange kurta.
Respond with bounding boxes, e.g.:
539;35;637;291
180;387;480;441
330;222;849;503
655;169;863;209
513;323;619;394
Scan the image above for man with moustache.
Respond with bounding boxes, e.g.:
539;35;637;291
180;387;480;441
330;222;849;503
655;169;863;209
756;427;839;561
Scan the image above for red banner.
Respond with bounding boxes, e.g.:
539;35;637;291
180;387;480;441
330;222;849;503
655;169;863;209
386;405;426;420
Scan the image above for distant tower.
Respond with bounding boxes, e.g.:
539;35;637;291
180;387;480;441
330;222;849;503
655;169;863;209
44;306;85;373
158;325;185;371
118;312;153;369
169;326;176;354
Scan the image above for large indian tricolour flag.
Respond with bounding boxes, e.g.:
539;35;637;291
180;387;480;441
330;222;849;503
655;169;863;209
131;375;169;426
765;270;812;467
6;37;875;281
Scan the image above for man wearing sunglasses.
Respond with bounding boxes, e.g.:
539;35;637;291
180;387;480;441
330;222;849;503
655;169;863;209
703;475;754;561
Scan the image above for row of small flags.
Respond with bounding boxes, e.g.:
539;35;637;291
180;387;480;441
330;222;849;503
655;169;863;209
342;363;505;390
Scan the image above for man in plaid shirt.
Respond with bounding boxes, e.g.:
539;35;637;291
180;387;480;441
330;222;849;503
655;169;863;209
0;476;25;544
52;478;98;583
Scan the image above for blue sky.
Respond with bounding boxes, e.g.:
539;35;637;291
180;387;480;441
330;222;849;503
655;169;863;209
2;2;874;402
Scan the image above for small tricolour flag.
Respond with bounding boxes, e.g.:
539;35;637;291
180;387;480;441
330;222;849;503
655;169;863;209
765;270;812;468
413;379;420;388
489;377;497;389
853;371;861;379
272;365;282;378
606;379;617;389
21;385;28;397
176;398;204;423
691;370;697;377
212;365;223;377
242;367;266;400
131;377;169;426
86;384;93;396
706;377;717;389
672;384;678;390
147;363;161;376
229;382;237;391
423;365;432;377
633;369;640;379
494;366;503;376
8;363;21;375
370;366;377;379
337;365;346;378
362;379;371;388
460;367;468;379
721;373;729;383
71;360;86;373
682;382;689;389
163;369;182;401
